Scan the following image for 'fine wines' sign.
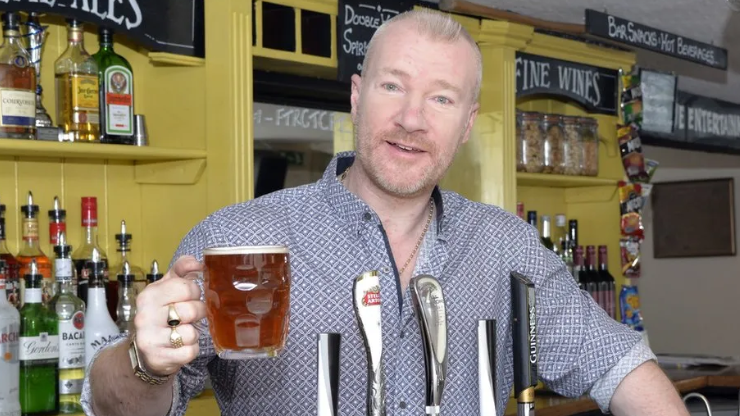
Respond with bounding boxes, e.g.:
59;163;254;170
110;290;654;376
0;0;204;58
515;52;618;115
337;0;412;83
585;9;728;70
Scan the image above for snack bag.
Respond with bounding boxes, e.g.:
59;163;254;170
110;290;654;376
620;238;641;279
620;284;645;332
618;125;650;183
619;181;644;239
622;99;643;125
645;158;660;182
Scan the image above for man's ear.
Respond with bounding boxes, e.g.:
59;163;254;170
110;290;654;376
461;102;480;144
350;73;362;123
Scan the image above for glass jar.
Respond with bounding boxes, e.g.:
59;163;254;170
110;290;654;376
518;112;545;173
542;114;565;174
562;116;583;176
579;117;599;176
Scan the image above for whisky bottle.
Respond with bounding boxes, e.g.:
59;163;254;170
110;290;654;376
49;233;85;414
115;261;136;336
72;197;108;308
0;260;21;416
0;12;36;140
112;220;145;295
0;207;20;309
146;260;163;285
83;260;119;367
92;27;134;144
54;19;99;142
48;196;66;248
16;192;52;306
19;260;59;415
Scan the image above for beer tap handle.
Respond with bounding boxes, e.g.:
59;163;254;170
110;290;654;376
410;275;448;416
317;333;341;416
353;271;385;416
511;272;537;416
478;319;497;416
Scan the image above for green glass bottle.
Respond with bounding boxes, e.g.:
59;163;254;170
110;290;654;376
92;26;134;145
19;259;59;416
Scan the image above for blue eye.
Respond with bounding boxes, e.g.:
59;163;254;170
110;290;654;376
382;83;399;91
435;96;451;105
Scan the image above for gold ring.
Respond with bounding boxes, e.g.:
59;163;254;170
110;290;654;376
170;326;184;349
167;304;181;327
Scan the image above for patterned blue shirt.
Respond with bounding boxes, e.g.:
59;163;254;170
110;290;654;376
82;151;654;415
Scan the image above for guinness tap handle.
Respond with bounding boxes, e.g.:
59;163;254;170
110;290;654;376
511;272;537;416
410;275;448;416
317;333;341;416
478;319;497;416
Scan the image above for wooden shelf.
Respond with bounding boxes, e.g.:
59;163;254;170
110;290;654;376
148;52;206;67
0;139;207;162
517;172;619;188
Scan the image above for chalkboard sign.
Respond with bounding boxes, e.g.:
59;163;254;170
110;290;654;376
642;91;740;154
0;0;204;58
639;69;677;135
585;9;728;70
337;0;412;83
515;52;618;115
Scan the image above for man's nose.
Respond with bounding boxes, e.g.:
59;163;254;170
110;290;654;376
395;94;427;133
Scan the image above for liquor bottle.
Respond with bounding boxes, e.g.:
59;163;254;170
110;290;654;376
584;245;600;306
84;260;119;367
554;214;567;256
0;12;36;140
573;246;585;291
0;208;20;309
0;260;21;416
568;219;579;250
48;196;66;248
540;215;555;251
527;210;537;230
598;245;616;319
146;260;163;285
49;232;85;414
54;19;100;142
19;260;59;415
112;220;145;296
16;192;52;305
516;202;524;220
92;27;134;145
115;261;136;335
72;197;108;308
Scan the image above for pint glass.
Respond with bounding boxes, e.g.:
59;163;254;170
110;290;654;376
202;245;291;359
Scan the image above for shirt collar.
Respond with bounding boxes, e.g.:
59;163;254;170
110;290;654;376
322;151;447;236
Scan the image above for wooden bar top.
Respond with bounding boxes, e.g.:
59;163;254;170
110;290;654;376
503;365;740;416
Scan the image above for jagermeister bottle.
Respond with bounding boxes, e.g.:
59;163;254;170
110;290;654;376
92;27;134;144
19;259;59;415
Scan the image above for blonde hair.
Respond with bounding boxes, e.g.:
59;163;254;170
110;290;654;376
361;8;483;103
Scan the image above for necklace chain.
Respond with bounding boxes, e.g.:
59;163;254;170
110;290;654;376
341;165;434;276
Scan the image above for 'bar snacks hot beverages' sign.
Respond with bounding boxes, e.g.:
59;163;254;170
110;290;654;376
515;52;618;115
0;0;205;57
337;0;412;82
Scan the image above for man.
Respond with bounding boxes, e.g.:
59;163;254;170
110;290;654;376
82;8;690;416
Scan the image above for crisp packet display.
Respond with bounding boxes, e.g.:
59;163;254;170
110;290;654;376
619;181;644;239
620;284;645;331
620;238;641;279
618;124;650;183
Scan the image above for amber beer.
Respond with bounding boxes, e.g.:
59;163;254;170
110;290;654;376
203;245;291;359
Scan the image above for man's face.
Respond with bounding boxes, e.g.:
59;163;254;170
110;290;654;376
350;23;479;198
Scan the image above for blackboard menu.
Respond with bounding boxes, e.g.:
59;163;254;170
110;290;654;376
642;90;740;153
585;9;728;70
337;0;412;83
639;69;677;135
0;0;204;58
515;52;618;115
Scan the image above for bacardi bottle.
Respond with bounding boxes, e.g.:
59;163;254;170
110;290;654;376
84;260;119;367
16;192;52;305
0;260;21;416
49;233;85;414
19;260;59;415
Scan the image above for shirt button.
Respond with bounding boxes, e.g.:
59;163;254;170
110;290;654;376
399;401;407;409
382;266;390;273
363;212;372;221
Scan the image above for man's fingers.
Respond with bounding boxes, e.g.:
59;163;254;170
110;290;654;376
166;256;203;280
154;324;199;349
138;277;202;308
163;301;206;327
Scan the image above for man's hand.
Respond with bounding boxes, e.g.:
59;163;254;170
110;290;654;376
610;361;690;416
133;255;206;377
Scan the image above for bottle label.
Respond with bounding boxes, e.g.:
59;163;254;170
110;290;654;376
0;322;19;363
0;321;19;409
54;258;73;280
50;223;66;246
0;87;35;128
21;218;38;241
59;377;83;395
24;288;41;304
58;311;85;370
103;65;134;135
71;74;99;124
19;333;59;361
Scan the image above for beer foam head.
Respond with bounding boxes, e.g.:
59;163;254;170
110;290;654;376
203;245;289;255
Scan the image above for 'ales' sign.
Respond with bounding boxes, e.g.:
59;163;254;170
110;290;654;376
0;0;205;57
515;52;618;115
